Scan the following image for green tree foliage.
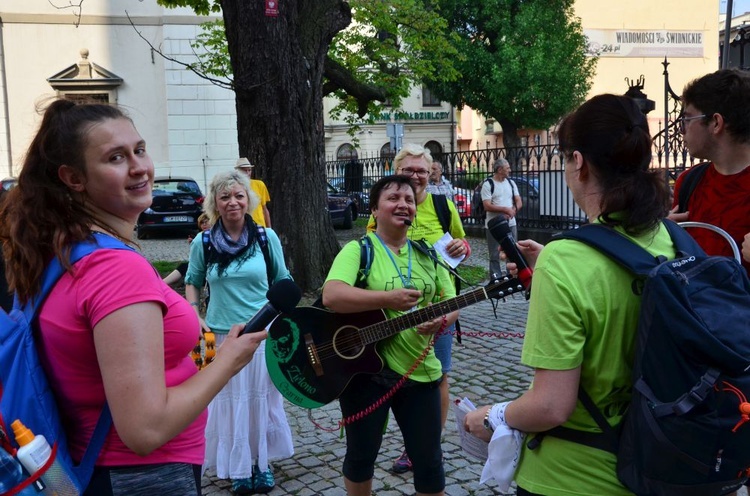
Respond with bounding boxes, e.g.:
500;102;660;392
425;0;596;149
179;0;460;136
154;0;460;290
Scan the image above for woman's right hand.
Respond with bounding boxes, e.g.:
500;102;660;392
388;288;423;312
217;323;267;375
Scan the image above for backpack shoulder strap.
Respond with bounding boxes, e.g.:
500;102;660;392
554;224;660;277
255;225;274;287
677;162;710;214
486;177;494;194
412;239;439;271
355;235;373;288
25;233;131;480
201;230;211;261
431;193;452;234
26;233;132;317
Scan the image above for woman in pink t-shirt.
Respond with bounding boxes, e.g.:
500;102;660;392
0;100;266;495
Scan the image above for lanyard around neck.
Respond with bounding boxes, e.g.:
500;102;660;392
373;233;413;288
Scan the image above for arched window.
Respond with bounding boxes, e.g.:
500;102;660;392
380;142;396;174
424;140;443;162
336;143;358;161
379;142;395;160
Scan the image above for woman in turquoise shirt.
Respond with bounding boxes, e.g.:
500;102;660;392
185;170;293;495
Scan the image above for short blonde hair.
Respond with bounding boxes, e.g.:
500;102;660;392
204;170;260;224
394;143;433;172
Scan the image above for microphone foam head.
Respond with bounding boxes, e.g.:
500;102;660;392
488;216;511;238
266;279;302;312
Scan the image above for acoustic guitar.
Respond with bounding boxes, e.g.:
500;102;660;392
265;276;523;409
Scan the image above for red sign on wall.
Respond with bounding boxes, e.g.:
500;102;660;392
265;0;279;17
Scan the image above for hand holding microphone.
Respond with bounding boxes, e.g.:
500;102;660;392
240;279;302;335
487;217;534;290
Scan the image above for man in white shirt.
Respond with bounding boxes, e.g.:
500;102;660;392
481;158;522;278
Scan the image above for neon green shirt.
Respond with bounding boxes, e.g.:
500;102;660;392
515;222;676;496
325;233;456;382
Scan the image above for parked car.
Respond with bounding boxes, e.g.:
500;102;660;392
453;189;472;220
136;177;204;239
327;182;358;229
328;177;373;214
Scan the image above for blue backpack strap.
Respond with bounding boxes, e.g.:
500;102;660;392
255;225;273;287
27;233;130;480
661;218;707;257
554;224;660;277
201;230;211;261
355;235;373;288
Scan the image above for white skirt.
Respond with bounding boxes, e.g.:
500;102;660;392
203;336;294;479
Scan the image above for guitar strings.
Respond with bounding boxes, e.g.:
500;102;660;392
307;282;520;361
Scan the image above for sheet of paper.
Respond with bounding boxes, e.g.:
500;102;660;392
453;397;489;461
433;232;466;269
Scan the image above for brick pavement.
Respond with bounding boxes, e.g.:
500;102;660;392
139;229;531;495
200;296;531;496
138;231;750;496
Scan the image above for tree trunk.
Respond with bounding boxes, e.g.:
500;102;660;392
498;118;523;173
220;0;351;291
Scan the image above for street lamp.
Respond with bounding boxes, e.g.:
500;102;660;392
730;26;750;69
624;75;655;115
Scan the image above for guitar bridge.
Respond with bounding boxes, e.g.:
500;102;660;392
305;333;324;377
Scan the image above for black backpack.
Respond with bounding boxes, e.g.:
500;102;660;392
676;162;710;214
536;220;750;496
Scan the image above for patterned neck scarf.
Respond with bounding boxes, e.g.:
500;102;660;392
210;217;250;256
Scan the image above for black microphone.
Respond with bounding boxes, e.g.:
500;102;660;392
487;216;533;289
240;279;302;335
403;219;413;226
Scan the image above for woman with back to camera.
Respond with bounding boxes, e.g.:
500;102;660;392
464;94;676;495
323;174;459;496
184;170;294;495
0;100;265;495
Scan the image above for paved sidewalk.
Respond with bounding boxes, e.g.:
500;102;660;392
201;296;531;496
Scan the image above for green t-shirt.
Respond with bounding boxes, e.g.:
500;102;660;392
367;193;466;244
324;233;456;382
514;222;676;496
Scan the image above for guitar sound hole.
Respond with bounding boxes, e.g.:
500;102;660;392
332;326;365;360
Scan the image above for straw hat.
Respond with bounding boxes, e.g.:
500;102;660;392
235;157;254;169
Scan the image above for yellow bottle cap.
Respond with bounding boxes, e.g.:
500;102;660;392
11;419;35;447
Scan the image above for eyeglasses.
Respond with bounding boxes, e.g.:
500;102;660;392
400;168;430;177
678;114;706;133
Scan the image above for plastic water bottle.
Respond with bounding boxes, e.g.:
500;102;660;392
12;419;78;495
0;445;36;495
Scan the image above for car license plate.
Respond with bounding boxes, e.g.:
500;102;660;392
164;216;191;222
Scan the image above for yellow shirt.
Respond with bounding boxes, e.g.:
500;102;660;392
250;179;270;227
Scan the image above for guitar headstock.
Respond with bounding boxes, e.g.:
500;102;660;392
485;275;525;300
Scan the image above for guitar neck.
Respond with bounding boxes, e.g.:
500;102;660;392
360;278;521;345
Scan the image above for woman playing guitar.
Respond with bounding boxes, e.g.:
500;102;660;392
322;175;459;496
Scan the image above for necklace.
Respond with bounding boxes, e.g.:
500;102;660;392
373;233;414;289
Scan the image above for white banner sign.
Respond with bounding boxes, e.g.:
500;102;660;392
584;29;704;58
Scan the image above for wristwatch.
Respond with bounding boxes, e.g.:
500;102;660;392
483;407;494;433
